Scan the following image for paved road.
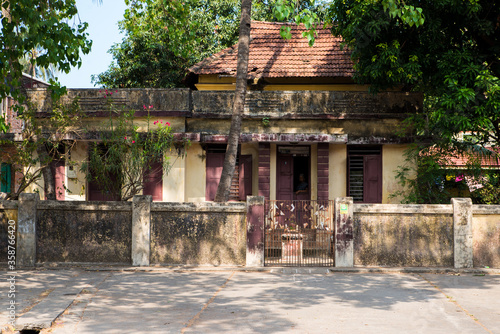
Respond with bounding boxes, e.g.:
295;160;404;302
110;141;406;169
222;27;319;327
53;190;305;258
1;268;499;333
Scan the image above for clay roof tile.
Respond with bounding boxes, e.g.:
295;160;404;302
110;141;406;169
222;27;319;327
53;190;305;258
188;21;354;79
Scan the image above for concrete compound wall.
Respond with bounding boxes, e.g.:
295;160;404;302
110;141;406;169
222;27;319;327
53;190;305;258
354;204;454;267
472;206;500;268
150;202;246;265
0;195;247;267
1;196;499;268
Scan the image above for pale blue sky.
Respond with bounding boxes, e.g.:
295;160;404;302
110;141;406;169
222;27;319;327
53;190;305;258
58;0;127;88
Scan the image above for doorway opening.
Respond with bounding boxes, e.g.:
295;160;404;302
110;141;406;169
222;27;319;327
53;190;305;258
277;145;310;200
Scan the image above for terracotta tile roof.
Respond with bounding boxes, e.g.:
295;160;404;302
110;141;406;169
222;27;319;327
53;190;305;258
447;149;500;168
188;21;354;79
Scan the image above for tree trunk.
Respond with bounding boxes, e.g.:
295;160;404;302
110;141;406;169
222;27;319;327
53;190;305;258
36;145;56;200
214;0;252;202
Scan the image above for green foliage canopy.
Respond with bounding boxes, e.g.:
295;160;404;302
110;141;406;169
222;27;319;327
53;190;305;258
0;0;91;101
327;0;500;147
93;0;246;88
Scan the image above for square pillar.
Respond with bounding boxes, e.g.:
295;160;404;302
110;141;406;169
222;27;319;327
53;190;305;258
258;143;270;199
17;193;39;267
452;198;473;268
246;196;265;267
317;143;329;201
335;197;354;267
132;195;152;266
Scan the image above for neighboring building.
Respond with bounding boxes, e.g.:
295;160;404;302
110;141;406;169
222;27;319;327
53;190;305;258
7;22;423;203
0;73;49;195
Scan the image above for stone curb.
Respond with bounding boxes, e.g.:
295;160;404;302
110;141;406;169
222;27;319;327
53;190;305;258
3;265;499;274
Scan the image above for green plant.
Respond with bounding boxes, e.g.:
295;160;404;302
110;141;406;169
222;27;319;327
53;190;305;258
82;93;189;201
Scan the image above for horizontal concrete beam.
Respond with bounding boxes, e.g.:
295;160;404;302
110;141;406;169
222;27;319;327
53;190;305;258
354;204;453;215
151;202;246;213
37;201;132;212
0;201;18;209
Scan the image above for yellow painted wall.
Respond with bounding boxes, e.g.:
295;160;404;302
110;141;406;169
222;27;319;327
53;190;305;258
184;143;206;202
162;150;185;202
382;145;412;204
66;142;87;201
330;144;347;199
310;144;318;200
241;143;259;196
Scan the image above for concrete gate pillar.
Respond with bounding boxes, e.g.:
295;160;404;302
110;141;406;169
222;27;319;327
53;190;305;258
17;193;39;268
132;195;152;266
335;197;354;267
246;196;265;267
452;198;473;268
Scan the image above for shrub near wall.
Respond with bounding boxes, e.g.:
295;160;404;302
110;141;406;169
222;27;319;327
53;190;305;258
150;202;246;265
36;202;132;263
354;204;454;267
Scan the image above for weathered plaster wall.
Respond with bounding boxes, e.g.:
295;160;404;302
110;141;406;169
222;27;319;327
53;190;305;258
28;88;191;114
150;202;246;265
84;116;185;134
354;205;454;266
36;202;132;263
162;151;185;202
472;206;500;268
382;144;410;204
187;118;406;139
0;205;17;265
330;145;347;199
185;143;205;202
241;143;259;196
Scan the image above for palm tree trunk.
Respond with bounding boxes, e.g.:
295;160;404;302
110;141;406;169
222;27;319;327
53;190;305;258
214;0;252;202
36;145;56;200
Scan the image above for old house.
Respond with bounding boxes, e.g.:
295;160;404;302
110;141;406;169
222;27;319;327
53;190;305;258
5;22;422;203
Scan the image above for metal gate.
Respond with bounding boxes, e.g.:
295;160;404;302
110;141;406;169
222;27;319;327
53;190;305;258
264;200;335;266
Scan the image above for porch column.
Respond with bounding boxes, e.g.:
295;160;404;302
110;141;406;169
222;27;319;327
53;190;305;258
452;198;473;268
317;143;329;201
246;196;265;267
258;143;270;199
132;195;152;266
17;193;39;267
335;197;354;267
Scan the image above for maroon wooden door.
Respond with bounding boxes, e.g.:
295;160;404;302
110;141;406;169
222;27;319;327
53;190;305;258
277;156;293;200
143;159;163;201
50;160;65;201
364;155;382;203
205;153;225;201
88;171;121;201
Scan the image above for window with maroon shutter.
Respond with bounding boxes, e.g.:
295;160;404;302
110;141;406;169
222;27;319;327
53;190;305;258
205;145;252;201
347;146;382;203
143;157;163;201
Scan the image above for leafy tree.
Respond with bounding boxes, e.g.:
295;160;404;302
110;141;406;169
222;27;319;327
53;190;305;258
328;0;500;203
82;95;189;201
93;0;245;88
0;0;92;131
93;0;332;89
328;0;500;148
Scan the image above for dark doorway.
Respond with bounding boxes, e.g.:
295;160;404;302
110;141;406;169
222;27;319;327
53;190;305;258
277;146;310;200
